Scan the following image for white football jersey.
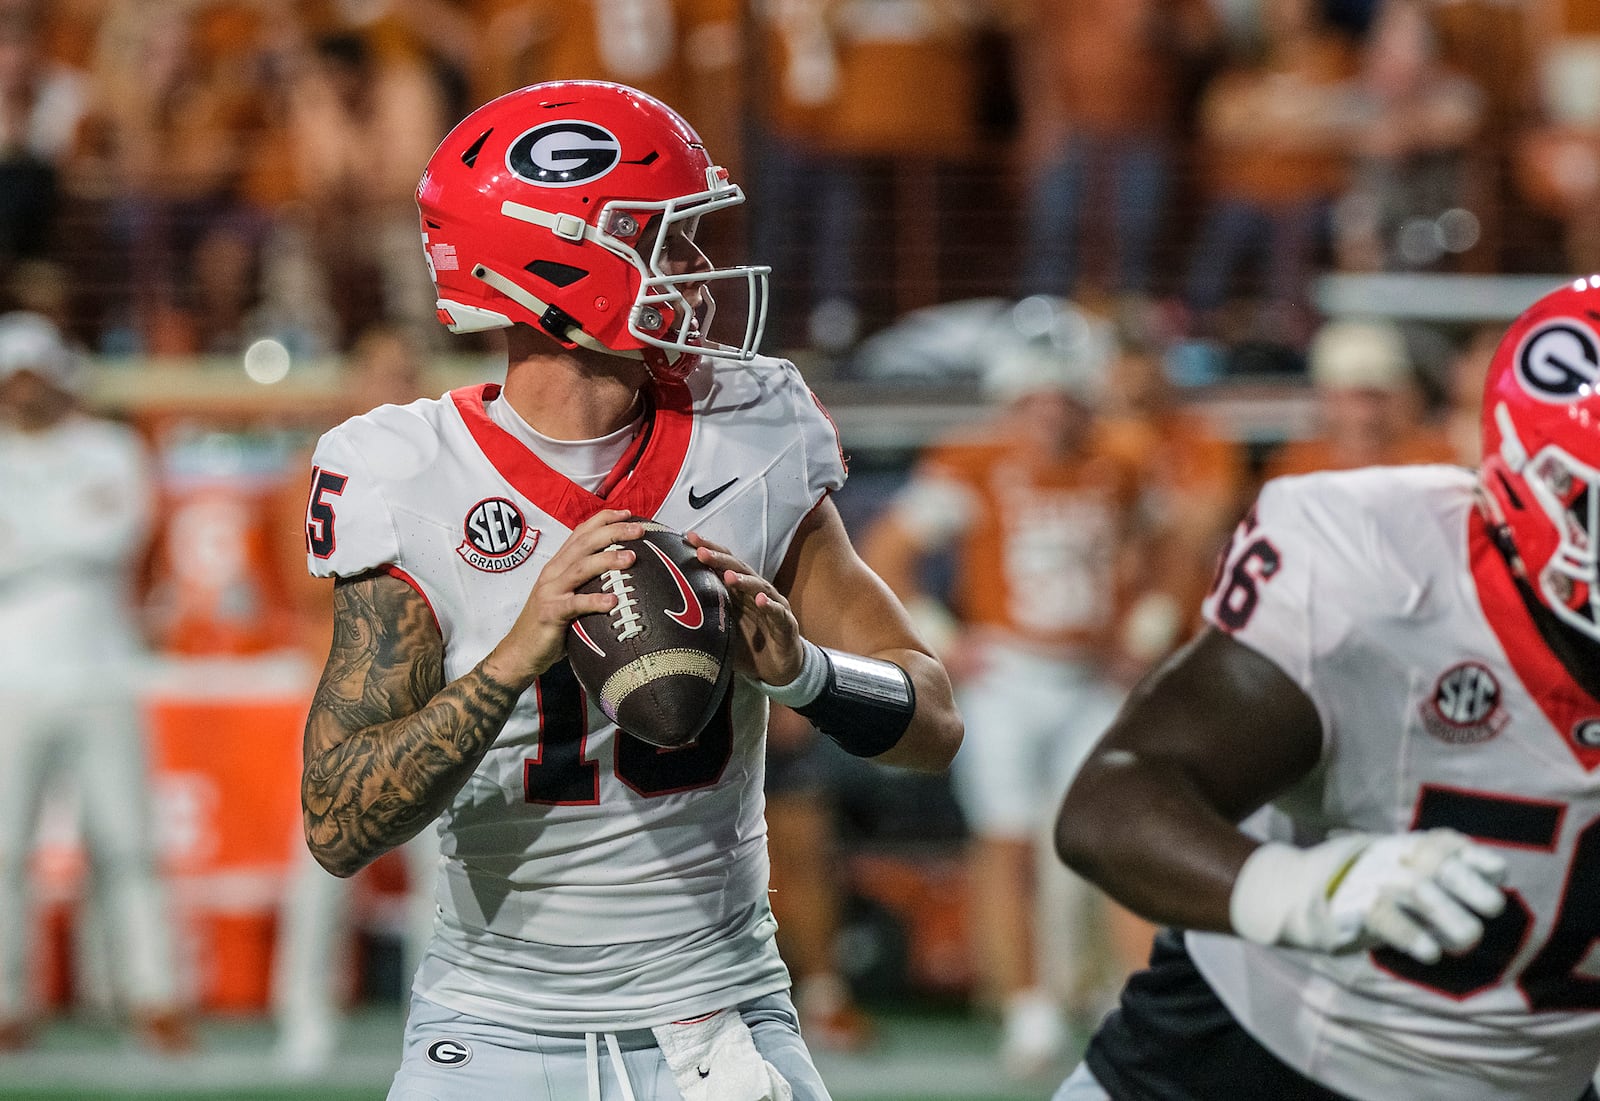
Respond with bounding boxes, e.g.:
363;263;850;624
305;356;846;1031
1189;464;1600;1101
0;414;152;699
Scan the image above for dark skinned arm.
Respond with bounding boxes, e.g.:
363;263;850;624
1054;625;1324;932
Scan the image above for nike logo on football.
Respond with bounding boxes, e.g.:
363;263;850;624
688;477;738;509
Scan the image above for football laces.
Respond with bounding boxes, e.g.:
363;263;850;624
597;548;644;641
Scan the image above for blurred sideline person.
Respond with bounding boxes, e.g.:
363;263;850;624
271;325;437;1075
862;316;1158;1078
1101;340;1248;639
1443;322;1501;466
1053;277;1600;1101
1263;317;1454;480
0;312;190;1052
300;81;961;1101
764;704;872;1052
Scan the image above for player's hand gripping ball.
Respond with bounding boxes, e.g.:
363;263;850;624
567;520;733;747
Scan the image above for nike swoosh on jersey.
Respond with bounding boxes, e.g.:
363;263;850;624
688;477;739;509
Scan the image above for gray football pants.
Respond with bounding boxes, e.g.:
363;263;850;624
389;989;831;1101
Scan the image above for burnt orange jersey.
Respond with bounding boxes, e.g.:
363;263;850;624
1199;36;1356;206
1560;0;1600;35
1103;409;1244;507
1103;409;1248;623
1023;0;1216;137
913;428;1144;651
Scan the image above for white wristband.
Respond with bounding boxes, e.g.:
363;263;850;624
1229;842;1302;946
1229;834;1373;951
759;638;827;708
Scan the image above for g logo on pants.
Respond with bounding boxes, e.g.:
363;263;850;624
427;1039;473;1067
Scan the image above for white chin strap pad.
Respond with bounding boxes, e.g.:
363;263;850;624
436;297;513;334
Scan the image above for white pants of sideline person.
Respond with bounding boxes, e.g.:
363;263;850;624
272;826;441;1073
0;689;181;1019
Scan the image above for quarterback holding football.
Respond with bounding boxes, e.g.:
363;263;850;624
299;80;961;1101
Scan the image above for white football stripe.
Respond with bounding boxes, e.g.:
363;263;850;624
600;648;722;716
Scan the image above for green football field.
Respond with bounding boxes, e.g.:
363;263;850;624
0;1004;1071;1101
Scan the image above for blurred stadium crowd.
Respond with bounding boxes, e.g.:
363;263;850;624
0;0;1594;357
1;0;1597;1089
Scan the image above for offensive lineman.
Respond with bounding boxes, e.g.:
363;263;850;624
1053;278;1600;1101
300;81;961;1101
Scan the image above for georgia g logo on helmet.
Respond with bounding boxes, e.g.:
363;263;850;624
1514;319;1600;402
506;121;621;188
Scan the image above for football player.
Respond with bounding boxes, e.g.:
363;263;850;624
299;81;961;1101
0;313;189;1052
862;313;1160;1078
1053;277;1600;1101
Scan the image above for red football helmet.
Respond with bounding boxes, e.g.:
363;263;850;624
415;80;768;379
1481;276;1600;641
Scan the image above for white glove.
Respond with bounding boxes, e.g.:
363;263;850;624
652;1010;793;1101
1230;828;1508;964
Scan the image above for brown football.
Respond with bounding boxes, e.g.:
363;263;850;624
566;520;733;748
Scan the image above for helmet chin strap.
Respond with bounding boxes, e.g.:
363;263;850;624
471;264;643;361
475;261;707;380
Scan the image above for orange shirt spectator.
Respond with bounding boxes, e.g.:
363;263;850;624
1198;41;1354;209
1013;0;1219;302
1181;0;1356;344
1021;0;1215;144
760;0;979;158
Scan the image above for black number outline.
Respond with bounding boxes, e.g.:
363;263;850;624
523;660;733;804
307;466;348;559
1213;537;1282;632
522;661;600;805
1371;785;1600;1011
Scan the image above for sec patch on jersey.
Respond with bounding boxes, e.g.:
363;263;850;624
567;520;732;748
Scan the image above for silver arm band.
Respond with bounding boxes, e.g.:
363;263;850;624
793;647;916;758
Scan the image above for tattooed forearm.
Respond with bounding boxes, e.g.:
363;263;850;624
302;573;523;877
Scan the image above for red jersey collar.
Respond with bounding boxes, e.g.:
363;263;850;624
450;381;692;529
1469;506;1600;770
